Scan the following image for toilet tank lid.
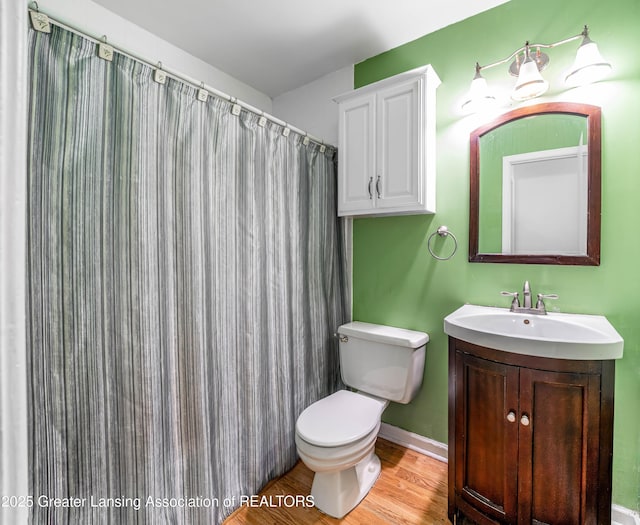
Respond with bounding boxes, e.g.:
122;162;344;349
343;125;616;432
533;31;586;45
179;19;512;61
338;321;429;349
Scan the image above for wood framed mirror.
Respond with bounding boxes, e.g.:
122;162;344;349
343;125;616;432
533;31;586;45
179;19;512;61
469;102;601;265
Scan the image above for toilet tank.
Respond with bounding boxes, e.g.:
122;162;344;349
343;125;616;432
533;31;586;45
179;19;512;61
337;321;429;404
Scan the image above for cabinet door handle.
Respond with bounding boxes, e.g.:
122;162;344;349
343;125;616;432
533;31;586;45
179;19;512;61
506;410;516;423
376;175;382;198
521;414;530;426
368;177;373;199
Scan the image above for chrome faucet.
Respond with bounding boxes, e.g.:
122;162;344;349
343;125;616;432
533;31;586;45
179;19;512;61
501;281;558;315
522;280;533;309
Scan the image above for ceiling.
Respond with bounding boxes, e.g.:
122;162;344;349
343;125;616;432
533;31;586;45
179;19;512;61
95;0;508;98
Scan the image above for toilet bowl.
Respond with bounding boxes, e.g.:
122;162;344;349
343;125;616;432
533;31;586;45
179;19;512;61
295;390;389;518
294;322;429;518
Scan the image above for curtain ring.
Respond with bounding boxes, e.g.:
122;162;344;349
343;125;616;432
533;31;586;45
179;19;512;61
31;1;39;11
427;225;458;261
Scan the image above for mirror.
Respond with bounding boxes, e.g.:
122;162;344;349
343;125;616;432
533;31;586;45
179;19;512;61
469;102;601;265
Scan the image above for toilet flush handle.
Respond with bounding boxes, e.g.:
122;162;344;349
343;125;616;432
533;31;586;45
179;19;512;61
334;333;349;343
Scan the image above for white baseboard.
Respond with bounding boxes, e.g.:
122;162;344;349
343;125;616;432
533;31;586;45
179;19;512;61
378;423;639;524
612;504;640;525
378;422;448;463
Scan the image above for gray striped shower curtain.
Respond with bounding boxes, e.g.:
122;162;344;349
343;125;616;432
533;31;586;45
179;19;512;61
26;24;346;524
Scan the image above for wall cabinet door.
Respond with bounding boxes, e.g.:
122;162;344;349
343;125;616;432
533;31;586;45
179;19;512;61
375;79;422;210
449;338;614;525
337;93;376;214
335;65;440;217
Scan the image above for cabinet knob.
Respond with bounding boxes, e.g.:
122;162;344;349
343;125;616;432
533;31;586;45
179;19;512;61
376;175;382;198
368;177;373;199
521;414;530;426
506;410;516;423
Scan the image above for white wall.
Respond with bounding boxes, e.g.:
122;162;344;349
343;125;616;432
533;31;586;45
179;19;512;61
29;0;273;113
1;2;29;524
273;65;354;147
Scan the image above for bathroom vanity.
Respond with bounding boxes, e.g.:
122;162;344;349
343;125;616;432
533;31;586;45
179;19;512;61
444;304;623;525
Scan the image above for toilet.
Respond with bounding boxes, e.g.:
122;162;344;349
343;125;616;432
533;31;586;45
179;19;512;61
295;321;429;518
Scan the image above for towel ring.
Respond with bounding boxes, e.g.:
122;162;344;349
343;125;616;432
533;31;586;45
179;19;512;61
427;225;458;261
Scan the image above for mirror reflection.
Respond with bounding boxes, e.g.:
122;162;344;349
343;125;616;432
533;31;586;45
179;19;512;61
469;102;601;265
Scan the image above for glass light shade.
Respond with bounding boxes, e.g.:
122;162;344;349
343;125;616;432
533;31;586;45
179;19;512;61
512;57;549;101
565;38;612;87
461;72;496;113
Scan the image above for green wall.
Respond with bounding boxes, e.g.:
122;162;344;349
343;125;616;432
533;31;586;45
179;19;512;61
352;0;640;511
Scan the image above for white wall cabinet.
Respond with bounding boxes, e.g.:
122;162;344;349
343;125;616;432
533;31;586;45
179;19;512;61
334;65;440;217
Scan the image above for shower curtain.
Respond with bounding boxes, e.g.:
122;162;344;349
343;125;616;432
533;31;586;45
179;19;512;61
27;24;346;524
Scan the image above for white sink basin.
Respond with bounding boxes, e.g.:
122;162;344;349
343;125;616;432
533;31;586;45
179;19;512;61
444;304;623;360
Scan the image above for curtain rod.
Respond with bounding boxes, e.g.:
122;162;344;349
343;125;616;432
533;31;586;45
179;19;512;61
27;5;334;151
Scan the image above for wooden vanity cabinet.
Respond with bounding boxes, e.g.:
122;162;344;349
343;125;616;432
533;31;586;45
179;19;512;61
448;337;615;525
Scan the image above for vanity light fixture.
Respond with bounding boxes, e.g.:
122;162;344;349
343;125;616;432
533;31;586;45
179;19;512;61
462;25;611;112
511;44;549;101
460;64;497;113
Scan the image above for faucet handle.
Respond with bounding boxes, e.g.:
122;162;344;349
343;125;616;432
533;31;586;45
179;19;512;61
536;293;558;311
501;291;521;309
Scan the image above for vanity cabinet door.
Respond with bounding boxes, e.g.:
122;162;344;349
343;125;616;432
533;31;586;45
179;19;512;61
518;368;602;525
454;351;520;523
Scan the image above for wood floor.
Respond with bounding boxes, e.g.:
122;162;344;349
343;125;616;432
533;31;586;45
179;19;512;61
224;438;449;525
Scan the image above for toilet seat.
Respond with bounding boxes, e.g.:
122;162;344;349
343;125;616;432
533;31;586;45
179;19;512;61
296;390;387;447
295;422;380;473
